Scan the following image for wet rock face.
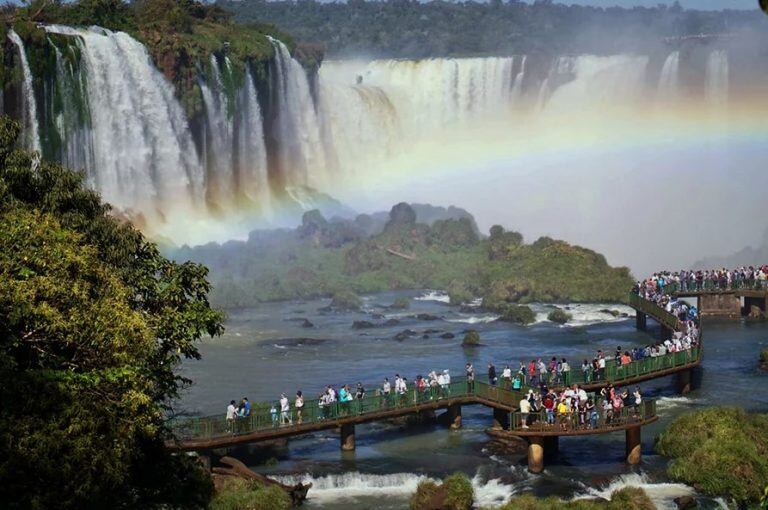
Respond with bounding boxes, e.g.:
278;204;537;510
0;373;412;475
674;495;697;509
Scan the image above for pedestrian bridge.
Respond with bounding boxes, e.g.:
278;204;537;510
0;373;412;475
170;293;696;456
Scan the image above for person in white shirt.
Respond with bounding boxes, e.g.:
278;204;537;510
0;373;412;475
443;370;451;395
226;400;237;433
280;393;291;425
519;397;532;429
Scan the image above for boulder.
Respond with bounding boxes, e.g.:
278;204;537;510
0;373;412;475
462;330;480;346
440;332;455;339
674;495;697;509
414;313;440;321
352;321;375;330
748;305;765;319
384;318;401;327
394;329;418;341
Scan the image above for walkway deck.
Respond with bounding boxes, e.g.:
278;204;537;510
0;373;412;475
171;293;697;451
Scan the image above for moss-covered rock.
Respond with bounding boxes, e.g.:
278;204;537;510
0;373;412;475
494;487;654;510
462;330;480;347
548;308;572;324
655;407;768;507
211;477;291;510
491;304;536;325
390;296;410;310
409;473;473;510
328;290;362;311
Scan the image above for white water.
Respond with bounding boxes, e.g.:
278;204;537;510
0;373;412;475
658;51;680;100
576;472;695;510
8;30;41;153
44;25;203;219
531;303;635;327
705;50;729;107
200;55;235;204
414;290;451;303
52;44;93;173
271;472;433;504
270;37;330;192
510;55;526;103
236;64;270;209
655;395;699;412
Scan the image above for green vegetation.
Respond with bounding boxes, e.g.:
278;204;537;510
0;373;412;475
760;347;768;363
548;308;572;325
328;289;362;311
391;296;410;310
492;487;655;510
8;0;297;118
177;204;634;309
655;407;768;507
462;330;480;347
0;116;224;508
221;0;766;59
410;472;473;510
211;478;291;510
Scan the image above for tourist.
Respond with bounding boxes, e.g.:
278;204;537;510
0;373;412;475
528;360;537;386
382;377;391;407
339;385;350;415
512;372;522;390
226;400;237;433
443;370;451;394
557;397;570;431
466;363;475;391
295;391;304;423
633;386;642;417
587;398;598;429
488;362;497;386
582;359;591;383
356;382;366;400
518;361;527;385
543;392;555;425
519;393;532;429
561;358;570;386
241;397;251;417
280;393;291;425
502;365;512;388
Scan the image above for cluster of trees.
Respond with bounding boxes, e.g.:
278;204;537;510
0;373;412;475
0;116;225;509
218;0;764;58
174;202;635;308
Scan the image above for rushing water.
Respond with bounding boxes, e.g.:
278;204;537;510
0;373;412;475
8;29;41;153
179;290;768;509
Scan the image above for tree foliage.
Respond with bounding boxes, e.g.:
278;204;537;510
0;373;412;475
0;116;225;509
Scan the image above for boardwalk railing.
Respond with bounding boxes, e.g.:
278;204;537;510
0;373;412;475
509;399;657;433
628;293;681;330
661;279;768;294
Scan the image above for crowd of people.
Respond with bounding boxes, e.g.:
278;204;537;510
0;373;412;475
516;383;645;431
222;270;726;433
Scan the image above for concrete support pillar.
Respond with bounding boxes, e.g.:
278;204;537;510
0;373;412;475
447;404;462;430
492;407;509;430
527;436;545;474
544;436;559;459
676;369;691;395
635;312;647;330
340;423;355;451
625;426;641;465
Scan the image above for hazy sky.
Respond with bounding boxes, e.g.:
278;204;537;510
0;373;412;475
522;0;759;9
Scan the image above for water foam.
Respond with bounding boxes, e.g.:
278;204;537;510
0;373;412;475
271;472;433;503
415;291;451;304
446;315;500;325
655;396;698;412
575;472;695;510
532;303;634;327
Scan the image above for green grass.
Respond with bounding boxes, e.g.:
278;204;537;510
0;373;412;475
760;348;768;363
655;407;768;506
210;478;291;510
489;487;655;510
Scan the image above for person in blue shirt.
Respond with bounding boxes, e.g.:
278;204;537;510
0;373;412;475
242;397;251;417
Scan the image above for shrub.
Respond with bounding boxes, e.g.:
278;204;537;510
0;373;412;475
760;348;768;363
655;407;768;506
410;479;440;510
494;487;654;510
442;472;474;510
462;330;480;346
391;296;410;310
548;308;572;324
329;289;362;310
498;304;536;325
210;478;291;510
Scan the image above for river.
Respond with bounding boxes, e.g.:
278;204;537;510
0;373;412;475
178;290;768;509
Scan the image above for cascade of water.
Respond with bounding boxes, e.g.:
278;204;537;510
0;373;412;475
511;55;527;102
8;29;41;153
200;55;235;204
52;44;94;174
44;25;203;218
235;65;270;209
270;37;329;192
705;50;729;107
658;51;680;99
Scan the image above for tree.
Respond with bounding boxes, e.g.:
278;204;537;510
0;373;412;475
0;117;225;509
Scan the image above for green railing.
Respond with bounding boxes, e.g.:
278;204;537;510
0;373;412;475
628;293;680;330
661;279;768;294
172;293;700;442
509;398;657;432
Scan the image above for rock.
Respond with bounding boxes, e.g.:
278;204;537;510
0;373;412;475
462;330;480;346
301;319;314;328
496;304;536;325
384;318;401;327
674;495;697;509
422;334;430;339
748;305;765;319
352;320;376;330
424;329;441;334
440;332;455;339
389;297;410;310
327;290;362;311
414;313;440;321
371;313;385;320
548;308;572;324
394;329;418;341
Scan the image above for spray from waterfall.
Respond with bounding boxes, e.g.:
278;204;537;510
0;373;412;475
8;29;41;153
511;55;527;103
658;51;680;100
705;50;729;107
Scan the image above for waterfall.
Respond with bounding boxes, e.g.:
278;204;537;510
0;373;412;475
658;51;680;99
236;65;270;209
705;50;729;107
199;55;235;205
8;29;41;153
52;44;94;173
44;25;203;218
511;55;527;102
270;37;329;192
